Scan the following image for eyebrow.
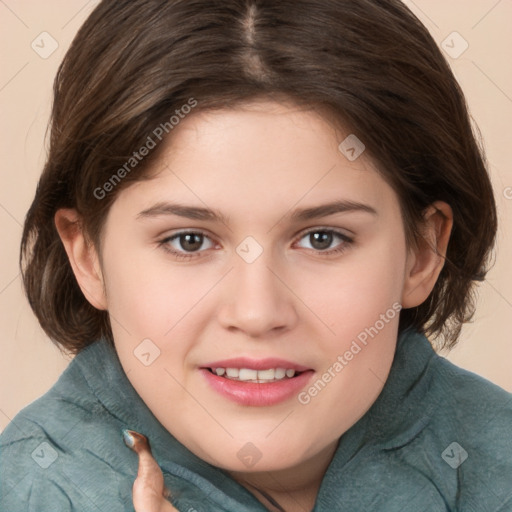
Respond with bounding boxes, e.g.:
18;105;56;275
290;200;377;221
137;200;377;224
137;202;230;224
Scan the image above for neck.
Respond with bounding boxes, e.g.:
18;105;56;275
229;440;338;512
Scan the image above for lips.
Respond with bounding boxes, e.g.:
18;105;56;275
200;357;314;406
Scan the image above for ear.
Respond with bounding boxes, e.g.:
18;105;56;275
54;208;108;310
401;201;453;309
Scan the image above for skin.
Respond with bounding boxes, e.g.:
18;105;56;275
56;100;452;511
123;430;177;512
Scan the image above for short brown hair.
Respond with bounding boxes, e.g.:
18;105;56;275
21;0;497;354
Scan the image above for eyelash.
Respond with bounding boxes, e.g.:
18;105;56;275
157;228;354;261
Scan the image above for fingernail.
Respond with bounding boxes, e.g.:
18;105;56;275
122;429;135;448
122;429;150;453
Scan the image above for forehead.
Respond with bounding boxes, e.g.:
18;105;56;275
167;99;347;164
109;100;400;223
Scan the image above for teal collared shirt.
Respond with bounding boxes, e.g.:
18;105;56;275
1;329;512;511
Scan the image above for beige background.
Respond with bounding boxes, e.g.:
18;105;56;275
1;0;511;433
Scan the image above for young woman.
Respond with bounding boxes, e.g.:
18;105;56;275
1;1;510;511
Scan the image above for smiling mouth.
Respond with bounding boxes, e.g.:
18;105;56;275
206;367;303;383
201;362;314;406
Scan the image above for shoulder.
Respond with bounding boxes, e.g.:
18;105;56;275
424;352;512;510
0;353;135;512
430;352;512;437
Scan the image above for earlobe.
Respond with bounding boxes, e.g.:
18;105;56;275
401;201;453;309
54;208;108;310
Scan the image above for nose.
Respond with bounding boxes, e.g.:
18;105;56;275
217;254;298;338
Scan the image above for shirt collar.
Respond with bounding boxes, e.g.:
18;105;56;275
318;328;438;490
76;338;263;509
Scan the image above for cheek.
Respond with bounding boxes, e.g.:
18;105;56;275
295;233;406;344
289;236;405;421
101;247;215;422
102;243;220;340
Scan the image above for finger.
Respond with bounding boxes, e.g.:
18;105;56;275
123;429;178;512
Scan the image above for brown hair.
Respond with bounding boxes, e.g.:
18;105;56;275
21;0;497;354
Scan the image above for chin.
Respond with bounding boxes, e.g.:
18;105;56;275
217;455;300;474
192;437;317;474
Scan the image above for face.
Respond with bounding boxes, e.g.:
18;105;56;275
98;100;410;472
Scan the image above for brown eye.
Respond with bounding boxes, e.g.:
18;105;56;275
309;231;333;250
163;232;215;254
178;233;204;252
295;229;352;253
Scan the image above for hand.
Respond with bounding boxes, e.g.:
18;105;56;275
123;429;179;512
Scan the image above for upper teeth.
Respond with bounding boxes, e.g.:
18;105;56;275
214;367;296;381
